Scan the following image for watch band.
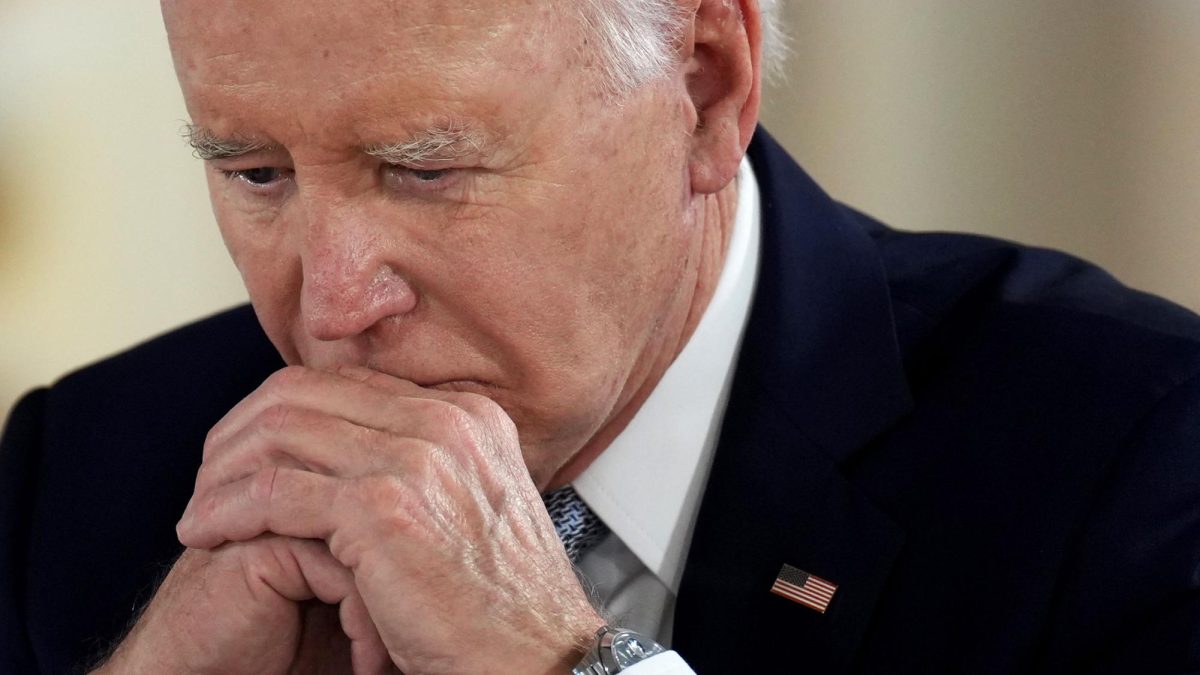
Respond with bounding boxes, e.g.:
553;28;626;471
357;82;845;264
573;626;666;674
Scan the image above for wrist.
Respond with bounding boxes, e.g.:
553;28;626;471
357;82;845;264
551;612;609;675
92;643;180;675
571;625;667;674
92;603;197;675
91;642;180;675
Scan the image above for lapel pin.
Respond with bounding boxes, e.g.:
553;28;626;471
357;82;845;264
770;563;838;613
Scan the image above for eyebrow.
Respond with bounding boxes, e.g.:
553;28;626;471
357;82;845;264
183;124;275;161
365;123;487;165
182;121;490;164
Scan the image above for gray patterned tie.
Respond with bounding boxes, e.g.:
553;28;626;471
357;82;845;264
542;485;609;563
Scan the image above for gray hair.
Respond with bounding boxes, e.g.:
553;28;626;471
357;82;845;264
576;0;787;95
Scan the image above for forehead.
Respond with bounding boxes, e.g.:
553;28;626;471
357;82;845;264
162;0;578;143
163;0;565;72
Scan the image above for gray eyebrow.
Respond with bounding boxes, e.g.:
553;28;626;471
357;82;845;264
365;123;487;165
182;122;489;164
183;124;274;161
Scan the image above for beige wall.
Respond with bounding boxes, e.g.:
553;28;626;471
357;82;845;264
760;1;1200;314
3;1;1198;416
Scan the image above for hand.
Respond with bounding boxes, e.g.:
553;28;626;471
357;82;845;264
96;536;393;675
177;365;605;674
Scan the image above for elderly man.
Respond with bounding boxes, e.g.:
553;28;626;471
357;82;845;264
3;1;1199;673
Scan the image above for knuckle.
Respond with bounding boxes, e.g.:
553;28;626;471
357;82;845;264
445;391;492;416
189;495;213;523
201;422;235;461
202;426;221;455
455;391;503;422
428;401;478;442
193;462;216;492
359;474;404;511
264;365;308;397
190;492;222;528
414;441;452;481
255;403;296;435
354;476;419;529
446;392;517;443
231;539;289;587
248;465;282;505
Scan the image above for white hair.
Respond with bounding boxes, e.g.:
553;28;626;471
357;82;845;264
576;0;787;95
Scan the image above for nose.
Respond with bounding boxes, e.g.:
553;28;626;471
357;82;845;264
299;208;418;342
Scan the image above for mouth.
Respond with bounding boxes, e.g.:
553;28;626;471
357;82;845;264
358;359;495;393
414;378;498;395
393;372;496;393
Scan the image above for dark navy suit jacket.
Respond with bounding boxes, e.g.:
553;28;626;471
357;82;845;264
4;131;1200;673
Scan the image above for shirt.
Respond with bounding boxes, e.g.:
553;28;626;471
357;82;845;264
572;157;761;673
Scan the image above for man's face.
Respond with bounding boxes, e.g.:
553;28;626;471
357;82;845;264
163;1;704;485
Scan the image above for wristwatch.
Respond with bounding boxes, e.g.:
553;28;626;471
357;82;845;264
573;626;666;674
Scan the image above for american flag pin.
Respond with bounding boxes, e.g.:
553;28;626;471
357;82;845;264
770;563;838;613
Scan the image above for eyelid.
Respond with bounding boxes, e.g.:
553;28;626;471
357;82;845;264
381;164;463;195
216;166;294;195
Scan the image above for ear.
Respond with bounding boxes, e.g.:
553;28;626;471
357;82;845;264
681;0;763;194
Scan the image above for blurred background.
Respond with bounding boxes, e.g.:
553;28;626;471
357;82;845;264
2;1;1198;415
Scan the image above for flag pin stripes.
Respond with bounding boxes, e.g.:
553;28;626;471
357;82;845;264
770;563;838;613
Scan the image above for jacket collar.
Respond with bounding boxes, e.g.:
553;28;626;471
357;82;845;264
736;128;912;462
673;129;911;671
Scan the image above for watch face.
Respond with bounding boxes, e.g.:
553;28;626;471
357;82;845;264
610;632;665;668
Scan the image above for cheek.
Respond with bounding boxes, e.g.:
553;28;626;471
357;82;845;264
208;181;302;360
568;156;692;333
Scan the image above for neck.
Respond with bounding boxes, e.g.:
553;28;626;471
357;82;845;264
546;177;740;489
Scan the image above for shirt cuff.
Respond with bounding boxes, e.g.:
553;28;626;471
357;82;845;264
619;650;695;675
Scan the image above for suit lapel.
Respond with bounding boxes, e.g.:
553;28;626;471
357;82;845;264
673;379;905;671
673;130;912;670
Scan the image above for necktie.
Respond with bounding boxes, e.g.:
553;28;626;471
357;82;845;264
542;485;609;563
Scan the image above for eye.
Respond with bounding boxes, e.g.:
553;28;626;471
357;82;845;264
220;166;292;188
382;165;462;196
411;168;449;182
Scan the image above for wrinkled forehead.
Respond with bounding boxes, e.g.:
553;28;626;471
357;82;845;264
162;0;574;102
161;0;586;148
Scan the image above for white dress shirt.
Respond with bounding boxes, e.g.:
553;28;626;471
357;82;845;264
572;158;761;674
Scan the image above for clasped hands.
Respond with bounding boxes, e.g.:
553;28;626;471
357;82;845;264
99;366;604;675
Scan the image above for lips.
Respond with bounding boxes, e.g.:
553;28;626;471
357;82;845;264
360;359;491;391
424;379;498;395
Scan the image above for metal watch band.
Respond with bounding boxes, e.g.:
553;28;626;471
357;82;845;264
572;626;666;674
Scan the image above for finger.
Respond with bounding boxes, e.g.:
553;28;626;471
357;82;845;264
284;537;357;604
179;466;341;549
220;535;353;604
337;364;499;415
284;540;394;674
339;365;514;439
194;405;431;495
342;589;395;675
204;367;475;461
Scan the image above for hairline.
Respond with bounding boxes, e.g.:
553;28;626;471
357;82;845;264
575;0;788;97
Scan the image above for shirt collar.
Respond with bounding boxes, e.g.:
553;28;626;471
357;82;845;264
573;158;761;593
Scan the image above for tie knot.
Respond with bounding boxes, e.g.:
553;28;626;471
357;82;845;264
542;485;609;563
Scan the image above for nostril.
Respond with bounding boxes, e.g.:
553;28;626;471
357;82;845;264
367;264;419;316
301;264;418;341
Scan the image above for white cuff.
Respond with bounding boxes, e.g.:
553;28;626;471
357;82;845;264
618;650;695;675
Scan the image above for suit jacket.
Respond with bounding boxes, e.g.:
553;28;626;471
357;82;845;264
3;130;1199;674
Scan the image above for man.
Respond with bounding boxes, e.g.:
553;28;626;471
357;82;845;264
2;1;1198;673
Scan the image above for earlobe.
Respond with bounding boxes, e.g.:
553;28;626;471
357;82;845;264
684;0;763;195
